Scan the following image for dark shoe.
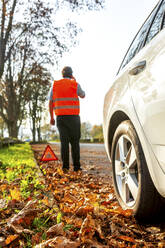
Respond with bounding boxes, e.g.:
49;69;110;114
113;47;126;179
74;167;82;172
62;168;69;173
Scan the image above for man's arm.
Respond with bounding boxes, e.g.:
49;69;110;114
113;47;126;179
77;84;85;98
49;100;55;125
49;89;55;125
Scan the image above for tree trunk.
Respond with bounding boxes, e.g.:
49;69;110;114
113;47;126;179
32;118;36;142
0;127;4;138
37;126;41;142
0;38;5;80
7;120;19;138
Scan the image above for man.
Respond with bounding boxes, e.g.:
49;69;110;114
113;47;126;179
49;66;85;172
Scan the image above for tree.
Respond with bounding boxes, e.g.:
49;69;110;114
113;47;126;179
0;0;104;80
81;122;92;140
0;117;6;137
0;0;64;138
0;0;105;138
90;124;103;142
0;0;55;138
27;65;52;142
41;123;59;141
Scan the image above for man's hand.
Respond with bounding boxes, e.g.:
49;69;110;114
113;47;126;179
50;118;55;125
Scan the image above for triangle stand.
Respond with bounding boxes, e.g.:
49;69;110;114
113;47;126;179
40;145;58;162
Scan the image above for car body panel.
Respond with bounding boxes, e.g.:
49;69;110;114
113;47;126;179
103;29;165;198
128;28;165;172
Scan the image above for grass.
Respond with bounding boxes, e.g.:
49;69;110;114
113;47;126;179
0;143;44;200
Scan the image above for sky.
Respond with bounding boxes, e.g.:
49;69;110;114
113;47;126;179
51;0;159;126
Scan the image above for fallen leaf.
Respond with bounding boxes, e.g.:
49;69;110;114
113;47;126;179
146;227;160;234
7;200;40;235
76;205;94;217
34;236;80;248
32;232;42;245
0;237;5;247
5;234;19;245
158;242;165;248
10;187;21;201
0;199;7;209
118;235;135;243
47;223;64;236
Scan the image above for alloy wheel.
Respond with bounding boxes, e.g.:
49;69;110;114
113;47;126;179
114;134;139;207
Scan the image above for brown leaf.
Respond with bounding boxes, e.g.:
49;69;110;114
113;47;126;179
79;214;96;242
47;223;64;236
63;193;77;204
101;200;113;206
82;239;109;248
9;223;34;234
59;178;68;184
76;205;94;217
86;182;99;189
106;207;133;217
118;235;135;243
63;216;83;228
0;199;7;209
8;200;39;228
110;222;120;236
32;232;42;245
34;236;80;248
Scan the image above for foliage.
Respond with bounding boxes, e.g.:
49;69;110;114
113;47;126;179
0;0;57;138
91;124;104;142
41;123;59;141
0;0;105;139
81;122;92;140
80;122;104;142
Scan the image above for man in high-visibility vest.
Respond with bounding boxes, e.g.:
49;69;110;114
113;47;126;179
49;66;85;172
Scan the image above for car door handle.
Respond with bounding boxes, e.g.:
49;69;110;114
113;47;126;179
129;60;146;75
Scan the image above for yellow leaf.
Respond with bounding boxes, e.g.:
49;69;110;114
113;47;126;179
10;187;21;201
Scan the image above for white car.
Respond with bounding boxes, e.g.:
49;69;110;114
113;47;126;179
103;0;165;221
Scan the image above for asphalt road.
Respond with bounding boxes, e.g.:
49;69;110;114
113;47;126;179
50;142;112;181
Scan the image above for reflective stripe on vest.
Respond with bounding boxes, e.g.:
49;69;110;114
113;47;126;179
52;79;80;116
53;97;79;102
54;106;79;110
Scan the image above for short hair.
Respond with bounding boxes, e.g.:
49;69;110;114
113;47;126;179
62;66;73;78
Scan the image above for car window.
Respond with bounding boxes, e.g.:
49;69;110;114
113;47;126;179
145;1;165;45
119;4;159;71
162;1;165;28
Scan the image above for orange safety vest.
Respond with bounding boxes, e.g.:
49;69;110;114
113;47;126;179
52;78;80;116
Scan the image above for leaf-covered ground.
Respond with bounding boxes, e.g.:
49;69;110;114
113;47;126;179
0;143;165;247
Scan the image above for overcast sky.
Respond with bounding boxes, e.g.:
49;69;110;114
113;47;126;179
52;0;159;125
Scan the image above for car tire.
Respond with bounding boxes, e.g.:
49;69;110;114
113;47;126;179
111;120;163;221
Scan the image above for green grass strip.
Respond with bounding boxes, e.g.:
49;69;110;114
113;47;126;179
0;143;44;199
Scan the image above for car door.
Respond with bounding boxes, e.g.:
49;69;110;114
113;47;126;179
127;1;165;171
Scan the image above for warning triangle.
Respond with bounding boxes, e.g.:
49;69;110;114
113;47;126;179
40;145;58;162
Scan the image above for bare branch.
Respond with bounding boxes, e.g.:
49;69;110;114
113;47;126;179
1;0;6;40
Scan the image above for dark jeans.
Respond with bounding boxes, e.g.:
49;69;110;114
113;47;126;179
57;115;81;170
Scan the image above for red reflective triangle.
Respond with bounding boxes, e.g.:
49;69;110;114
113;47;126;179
40;145;58;162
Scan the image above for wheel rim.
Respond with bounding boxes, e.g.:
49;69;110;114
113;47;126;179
114;135;139;207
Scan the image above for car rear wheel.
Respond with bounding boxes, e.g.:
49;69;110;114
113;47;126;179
111;120;163;221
